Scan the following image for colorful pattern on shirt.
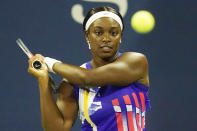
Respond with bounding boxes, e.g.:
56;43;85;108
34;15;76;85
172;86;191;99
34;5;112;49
73;54;151;131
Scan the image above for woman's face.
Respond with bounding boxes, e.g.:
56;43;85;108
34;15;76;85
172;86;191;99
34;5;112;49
86;17;122;60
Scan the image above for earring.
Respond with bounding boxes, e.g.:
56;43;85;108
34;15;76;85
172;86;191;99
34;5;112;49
120;39;122;43
87;41;91;49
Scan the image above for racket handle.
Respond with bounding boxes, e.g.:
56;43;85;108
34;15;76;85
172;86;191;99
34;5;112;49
49;75;58;93
32;60;42;69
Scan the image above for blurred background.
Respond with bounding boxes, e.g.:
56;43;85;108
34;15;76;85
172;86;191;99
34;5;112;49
0;0;196;130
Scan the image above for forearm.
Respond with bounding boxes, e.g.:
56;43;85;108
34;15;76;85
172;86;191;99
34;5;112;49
53;62;127;87
52;53;147;87
28;55;75;130
53;63;88;86
38;78;66;131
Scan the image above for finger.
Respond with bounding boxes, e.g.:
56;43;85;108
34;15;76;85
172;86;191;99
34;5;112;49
28;66;38;76
29;55;38;64
28;65;46;78
35;54;45;62
28;56;38;69
41;62;48;71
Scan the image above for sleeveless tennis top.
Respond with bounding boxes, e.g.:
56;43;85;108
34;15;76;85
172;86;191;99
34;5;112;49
73;53;151;131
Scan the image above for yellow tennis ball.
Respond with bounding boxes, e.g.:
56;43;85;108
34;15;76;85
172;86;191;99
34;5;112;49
131;10;155;34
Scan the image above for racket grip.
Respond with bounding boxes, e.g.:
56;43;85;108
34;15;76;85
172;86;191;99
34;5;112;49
32;60;42;69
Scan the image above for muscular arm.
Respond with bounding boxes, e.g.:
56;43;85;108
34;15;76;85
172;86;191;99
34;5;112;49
28;55;78;131
38;79;78;131
53;52;149;87
55;81;78;130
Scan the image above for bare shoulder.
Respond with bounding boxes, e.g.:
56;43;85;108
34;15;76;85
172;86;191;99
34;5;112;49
118;52;149;86
118;52;148;65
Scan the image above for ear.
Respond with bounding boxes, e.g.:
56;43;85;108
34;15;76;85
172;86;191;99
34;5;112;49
120;31;123;43
84;30;89;42
84;30;91;49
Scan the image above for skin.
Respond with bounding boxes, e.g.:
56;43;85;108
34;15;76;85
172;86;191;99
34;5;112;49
28;17;149;131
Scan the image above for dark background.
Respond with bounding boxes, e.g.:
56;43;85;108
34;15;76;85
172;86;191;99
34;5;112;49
0;0;196;130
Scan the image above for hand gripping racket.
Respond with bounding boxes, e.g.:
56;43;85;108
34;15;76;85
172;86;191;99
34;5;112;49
16;38;58;93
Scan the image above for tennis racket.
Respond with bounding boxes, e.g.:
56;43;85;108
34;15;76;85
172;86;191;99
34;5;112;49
17;38;58;93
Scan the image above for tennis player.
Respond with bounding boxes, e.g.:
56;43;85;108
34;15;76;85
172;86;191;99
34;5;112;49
28;6;151;131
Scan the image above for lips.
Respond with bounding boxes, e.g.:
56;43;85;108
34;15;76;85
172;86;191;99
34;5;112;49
100;45;112;52
100;44;112;48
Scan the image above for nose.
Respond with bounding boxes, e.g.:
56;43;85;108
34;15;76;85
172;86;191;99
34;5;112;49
102;32;111;43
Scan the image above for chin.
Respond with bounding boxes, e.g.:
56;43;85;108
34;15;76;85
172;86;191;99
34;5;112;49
99;51;116;60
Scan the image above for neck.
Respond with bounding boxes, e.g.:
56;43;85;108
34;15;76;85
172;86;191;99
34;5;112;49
90;52;119;68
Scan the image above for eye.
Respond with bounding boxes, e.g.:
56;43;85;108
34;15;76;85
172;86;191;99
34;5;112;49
95;31;103;36
111;31;118;36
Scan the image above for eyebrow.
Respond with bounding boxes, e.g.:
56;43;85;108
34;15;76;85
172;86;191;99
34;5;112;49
93;26;120;29
94;26;102;29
